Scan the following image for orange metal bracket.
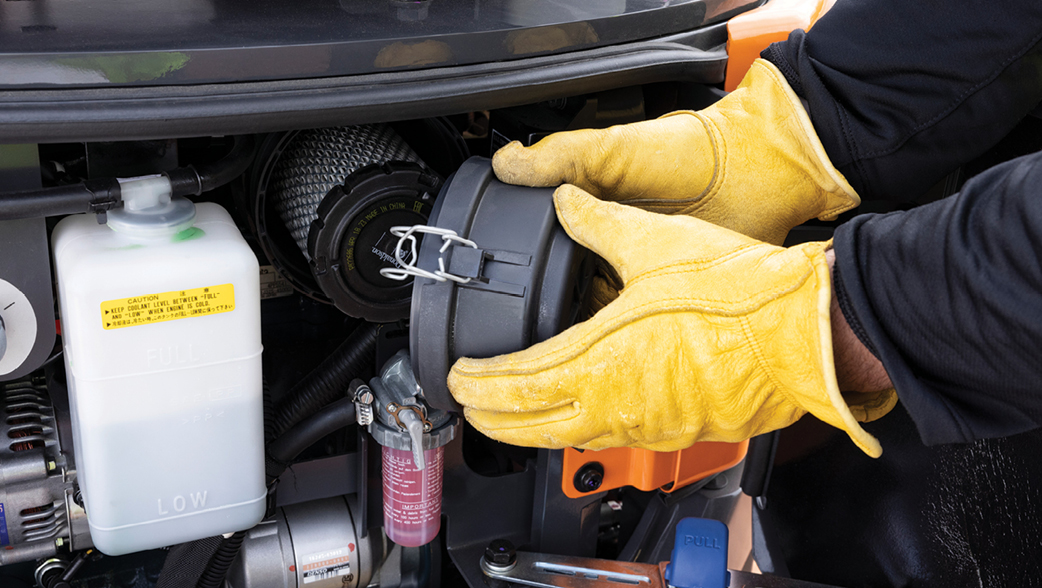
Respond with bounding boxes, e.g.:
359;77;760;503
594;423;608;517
561;440;749;499
725;0;837;91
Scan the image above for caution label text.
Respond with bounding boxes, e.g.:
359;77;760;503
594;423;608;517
101;284;235;330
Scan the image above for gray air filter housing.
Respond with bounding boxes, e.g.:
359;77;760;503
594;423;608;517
409;157;592;412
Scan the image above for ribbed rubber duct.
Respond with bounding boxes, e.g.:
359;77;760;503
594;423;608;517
268;124;422;260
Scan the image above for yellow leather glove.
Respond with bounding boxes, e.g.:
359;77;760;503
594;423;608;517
448;185;889;458
492;59;859;247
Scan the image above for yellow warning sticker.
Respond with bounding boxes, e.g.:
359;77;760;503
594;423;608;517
101;284;235;330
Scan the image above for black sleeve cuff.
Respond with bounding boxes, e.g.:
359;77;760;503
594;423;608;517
833;215;978;446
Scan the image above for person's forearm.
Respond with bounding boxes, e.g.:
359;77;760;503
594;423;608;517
827;249;891;393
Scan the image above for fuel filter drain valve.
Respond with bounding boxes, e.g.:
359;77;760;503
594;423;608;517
366;349;457;547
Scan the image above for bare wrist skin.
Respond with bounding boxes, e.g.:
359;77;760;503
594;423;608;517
827;249;893;392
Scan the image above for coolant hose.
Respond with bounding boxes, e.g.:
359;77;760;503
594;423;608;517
166;135;258;197
0;135;257;220
0;178;123;220
269;322;379;441
266;396;357;484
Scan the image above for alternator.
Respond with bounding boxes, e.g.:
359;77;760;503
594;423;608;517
0;378;86;565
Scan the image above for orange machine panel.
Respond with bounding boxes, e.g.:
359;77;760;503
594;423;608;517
562;440;749;499
725;0;836;91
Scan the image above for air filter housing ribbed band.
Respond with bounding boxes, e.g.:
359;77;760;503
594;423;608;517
268;124;422;259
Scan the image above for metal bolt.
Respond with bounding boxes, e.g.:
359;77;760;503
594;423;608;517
423;423;432;432
484;539;517;568
55;537;64;548
386;403;398;413
47;461;56;471
352;383;374;404
573;462;605;494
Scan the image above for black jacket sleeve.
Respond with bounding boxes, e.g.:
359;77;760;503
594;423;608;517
833;154;1042;445
761;0;1042;444
763;0;1042;203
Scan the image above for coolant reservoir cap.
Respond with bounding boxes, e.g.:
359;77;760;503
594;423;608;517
409;157;591;412
106;175;196;238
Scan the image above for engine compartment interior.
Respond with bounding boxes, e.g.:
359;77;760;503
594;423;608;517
0;81;760;588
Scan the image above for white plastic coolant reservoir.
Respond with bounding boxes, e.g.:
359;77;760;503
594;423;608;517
51;179;265;555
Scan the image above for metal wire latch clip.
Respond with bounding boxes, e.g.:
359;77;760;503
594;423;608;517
379;225;479;284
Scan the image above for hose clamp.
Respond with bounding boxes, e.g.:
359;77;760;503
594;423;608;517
352;383;375;427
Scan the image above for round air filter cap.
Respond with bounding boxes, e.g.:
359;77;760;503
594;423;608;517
308;162;440;322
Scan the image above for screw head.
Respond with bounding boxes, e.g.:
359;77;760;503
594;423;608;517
573;462;605;493
484;539;516;566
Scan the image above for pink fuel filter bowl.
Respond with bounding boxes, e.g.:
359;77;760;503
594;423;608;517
363;350;457;547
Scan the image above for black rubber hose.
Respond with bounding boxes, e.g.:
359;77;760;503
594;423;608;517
0;135;257;220
166;135;258;197
0;178;122;220
49;549;98;588
194;531;246;588
269;322;379;441
268;397;357;464
266;397;356;483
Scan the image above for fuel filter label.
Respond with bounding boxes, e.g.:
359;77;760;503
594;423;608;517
100;284;235;330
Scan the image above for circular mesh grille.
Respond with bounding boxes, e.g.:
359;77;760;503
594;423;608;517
269;124;422;258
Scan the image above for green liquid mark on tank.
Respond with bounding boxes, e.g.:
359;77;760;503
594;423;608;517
173;227;205;242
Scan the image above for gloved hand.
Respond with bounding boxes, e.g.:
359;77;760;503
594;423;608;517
448;185;894;458
492;59;859;247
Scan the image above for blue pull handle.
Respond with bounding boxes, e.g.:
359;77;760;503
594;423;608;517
663;517;729;588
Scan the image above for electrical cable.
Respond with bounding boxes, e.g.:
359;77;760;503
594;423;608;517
194;531;247;588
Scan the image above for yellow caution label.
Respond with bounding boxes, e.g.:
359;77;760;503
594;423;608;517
101;284;235;330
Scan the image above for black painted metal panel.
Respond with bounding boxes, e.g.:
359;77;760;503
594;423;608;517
0;39;728;143
0;0;753;87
